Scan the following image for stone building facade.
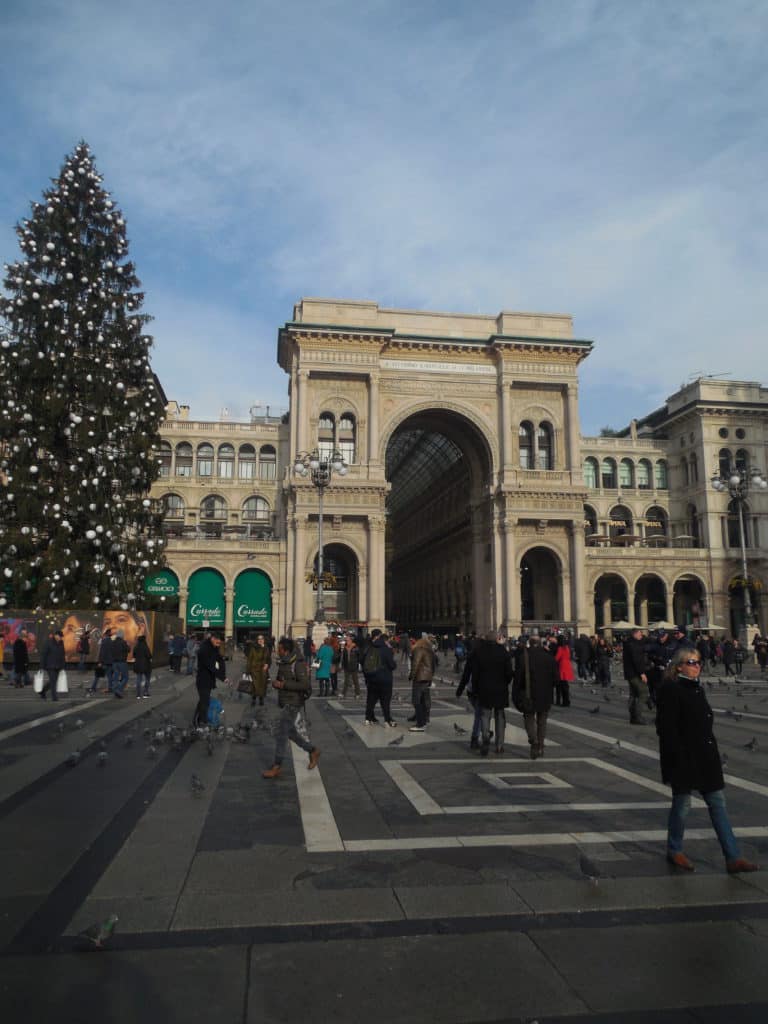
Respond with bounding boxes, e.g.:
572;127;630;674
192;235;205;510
151;299;768;640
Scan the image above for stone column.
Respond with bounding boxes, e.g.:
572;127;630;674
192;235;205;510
271;587;281;639
502;516;519;632
292;514;307;628
358;568;368;622
566;382;581;475
499;372;513;469
561;569;572;622
471;505;487;632
224;586;234;640
178;586;188;628
367;515;385;625
368;372;380;464
638;593;648;627
666;586;675;625
297;369;309;453
569;522;589;631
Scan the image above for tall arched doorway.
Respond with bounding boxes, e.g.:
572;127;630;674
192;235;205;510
233;569;272;644
634;573;666;626
594;573;629;630
521;547;563;628
384;409;493;634
673;575;707;631
186;568;226;635
311;543;360;626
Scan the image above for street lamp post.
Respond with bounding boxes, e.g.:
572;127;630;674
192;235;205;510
294;448;348;622
711;462;767;630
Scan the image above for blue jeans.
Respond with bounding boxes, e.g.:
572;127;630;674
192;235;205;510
135;672;150;696
274;706;314;764
112;661;129;694
668;788;740;862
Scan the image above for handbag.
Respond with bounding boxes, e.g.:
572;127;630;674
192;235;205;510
56;670;69;694
33;670;44;693
237;672;253;694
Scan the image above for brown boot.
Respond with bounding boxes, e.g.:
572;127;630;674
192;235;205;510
262;764;282;779
727;858;760;874
667;851;694;871
308;748;321;770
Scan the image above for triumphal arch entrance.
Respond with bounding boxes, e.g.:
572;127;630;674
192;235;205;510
278;298;593;637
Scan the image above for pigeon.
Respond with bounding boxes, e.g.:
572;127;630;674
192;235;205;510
56;721;65;735
388;734;405;746
74;719;85;730
123;732;135;748
97;751;108;767
589;705;600;714
744;737;758;752
76;913;118;952
191;773;205;797
147;744;158;758
65;750;81;767
577;850;601;887
99;740;107;752
453;723;467;735
608;739;621;756
603;694;611;703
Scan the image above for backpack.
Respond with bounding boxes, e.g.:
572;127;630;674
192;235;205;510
362;643;381;675
455;641;465;658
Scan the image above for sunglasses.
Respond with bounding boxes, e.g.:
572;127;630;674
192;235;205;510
683;659;702;667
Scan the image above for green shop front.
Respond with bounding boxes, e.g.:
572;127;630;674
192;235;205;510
233;569;272;643
186;568;226;636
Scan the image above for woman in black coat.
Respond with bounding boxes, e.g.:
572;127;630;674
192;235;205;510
656;646;758;874
133;634;153;699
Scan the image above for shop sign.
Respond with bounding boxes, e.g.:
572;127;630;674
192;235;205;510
187;569;226;626
234;569;271;626
143;569;179;596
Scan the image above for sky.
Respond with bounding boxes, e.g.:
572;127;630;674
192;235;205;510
1;0;767;434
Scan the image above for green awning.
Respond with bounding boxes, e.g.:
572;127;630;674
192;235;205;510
143;569;180;596
187;568;225;626
233;570;271;627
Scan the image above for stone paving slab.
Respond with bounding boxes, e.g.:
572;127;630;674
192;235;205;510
393;882;529;919
247;932;588;1023
67;894;177;935
533;919;768;1014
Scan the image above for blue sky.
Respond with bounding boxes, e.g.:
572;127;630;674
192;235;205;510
2;0;767;433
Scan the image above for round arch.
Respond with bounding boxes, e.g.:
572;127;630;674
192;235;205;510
672;573;708;631
520;546;563;625
186;567;226;629
307;541;362;625
233;568;273;638
379;401;498;476
633;572;668;626
593;572;630;630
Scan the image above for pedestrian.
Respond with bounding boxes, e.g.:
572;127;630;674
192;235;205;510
454;635;466;673
594;636;613;688
341;636;361;697
246;633;270;706
186;634;199;676
656;646;759;874
554;635;574;707
98;628;115;692
512;636;558;759
756;635;768;672
461;630;512;756
722;639;737;676
40;630;65;701
262;637;320;779
733;639;744;676
133;632;153;699
361;629;398;727
399;632;411;665
110;629;130;698
314;636;334;697
12;629;31;688
408;632;436;732
574;633;592;680
171;632;186;673
194;633;227;728
76;628;91;671
330;634;341;696
623;626;649;725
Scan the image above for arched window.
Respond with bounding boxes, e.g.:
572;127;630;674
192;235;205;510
242;496;270;522
162;493;185;519
197;443;214;477
318;411;335;460
200;494;227;521
258;444;277;480
645;505;668;539
338;412;356;465
688;503;700;546
583;458;598;489
736;449;749;475
609;504;633;541
238;444;256;479
158;442;172;478
655;459;668;489
518;421;534;469
689;452;698;483
719;448;732;478
601;458;617;489
536;422;554;470
637;459;652;490
218;444;235;479
175;442;192;477
727;498;748;548
619;458;634;488
681;456;689;487
584;504;598;537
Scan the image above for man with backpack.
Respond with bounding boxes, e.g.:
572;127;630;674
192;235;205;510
361;629;398;727
262;637;320;779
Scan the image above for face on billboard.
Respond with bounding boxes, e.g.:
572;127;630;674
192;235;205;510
101;610;149;653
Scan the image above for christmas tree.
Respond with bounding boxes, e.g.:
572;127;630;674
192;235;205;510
0;141;167;612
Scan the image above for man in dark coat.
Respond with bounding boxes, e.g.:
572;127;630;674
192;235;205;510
623;626;649;724
512;636;559;759
12;630;31;688
41;630;65;701
574;634;592;680
262;637;320;779
656;646;758;874
194;634;227;727
462;630;513;756
361;629;398;727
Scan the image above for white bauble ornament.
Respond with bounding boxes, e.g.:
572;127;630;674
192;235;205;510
93;596;100;604
85;529;96;540
29;466;38;474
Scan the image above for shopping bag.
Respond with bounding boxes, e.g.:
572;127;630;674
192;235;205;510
237;673;253;694
56;670;69;694
33;670;44;693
